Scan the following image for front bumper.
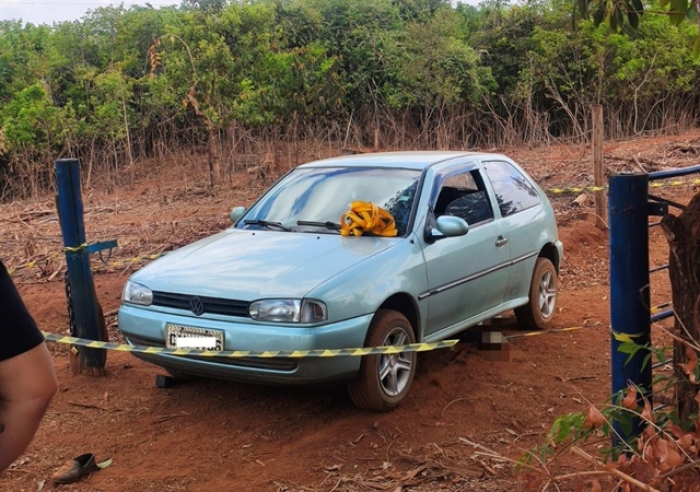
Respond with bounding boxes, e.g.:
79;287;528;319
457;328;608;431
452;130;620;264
118;304;372;385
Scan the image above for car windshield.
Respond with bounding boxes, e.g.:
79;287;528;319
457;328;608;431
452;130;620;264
237;166;422;237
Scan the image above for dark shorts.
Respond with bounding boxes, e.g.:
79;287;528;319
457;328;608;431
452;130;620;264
0;261;44;361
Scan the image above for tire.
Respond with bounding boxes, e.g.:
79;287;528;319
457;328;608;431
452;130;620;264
515;257;558;330
348;309;417;412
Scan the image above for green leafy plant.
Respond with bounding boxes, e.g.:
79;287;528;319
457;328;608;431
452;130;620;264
523;338;700;491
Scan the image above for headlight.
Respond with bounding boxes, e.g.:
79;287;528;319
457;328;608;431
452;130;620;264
122;281;153;306
249;299;327;323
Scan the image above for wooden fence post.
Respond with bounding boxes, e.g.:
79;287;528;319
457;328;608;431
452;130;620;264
592;105;606;230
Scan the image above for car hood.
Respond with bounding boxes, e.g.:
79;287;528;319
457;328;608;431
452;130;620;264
131;229;399;300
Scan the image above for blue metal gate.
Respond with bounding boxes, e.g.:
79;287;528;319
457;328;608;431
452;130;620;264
609;164;700;441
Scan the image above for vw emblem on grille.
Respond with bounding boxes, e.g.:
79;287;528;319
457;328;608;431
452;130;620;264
189;296;204;316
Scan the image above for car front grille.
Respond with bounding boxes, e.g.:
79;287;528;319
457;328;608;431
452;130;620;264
124;335;297;371
152;291;250;317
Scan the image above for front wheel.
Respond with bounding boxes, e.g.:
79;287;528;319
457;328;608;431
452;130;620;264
515;257;558;330
348;309;417;412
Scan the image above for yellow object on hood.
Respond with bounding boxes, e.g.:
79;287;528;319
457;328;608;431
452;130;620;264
340;201;397;237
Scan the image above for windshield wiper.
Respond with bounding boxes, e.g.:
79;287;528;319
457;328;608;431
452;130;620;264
296;220;342;233
243;220;292;231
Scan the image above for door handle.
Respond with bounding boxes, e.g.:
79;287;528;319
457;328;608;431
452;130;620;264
495;236;508;247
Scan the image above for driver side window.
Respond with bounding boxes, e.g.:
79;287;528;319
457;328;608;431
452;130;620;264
434;171;494;226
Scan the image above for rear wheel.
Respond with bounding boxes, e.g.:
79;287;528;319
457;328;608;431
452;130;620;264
515;257;558;330
348;309;417;412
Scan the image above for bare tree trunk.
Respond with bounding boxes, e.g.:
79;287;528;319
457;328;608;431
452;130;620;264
122;93;134;168
208;127;221;188
86;139;95;189
225;121;236;175
661;193;700;423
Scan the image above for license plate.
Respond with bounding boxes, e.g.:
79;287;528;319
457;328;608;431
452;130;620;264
165;324;224;351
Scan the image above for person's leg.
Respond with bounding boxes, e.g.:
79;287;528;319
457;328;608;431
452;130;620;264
0;342;57;471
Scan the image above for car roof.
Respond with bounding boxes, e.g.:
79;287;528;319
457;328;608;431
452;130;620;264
298;151;509;171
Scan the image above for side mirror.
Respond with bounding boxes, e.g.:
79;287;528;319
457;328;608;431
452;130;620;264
425;215;469;243
230;206;246;224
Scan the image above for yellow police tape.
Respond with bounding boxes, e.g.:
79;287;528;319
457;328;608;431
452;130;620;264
546;178;700;195
651;302;672;314
505;326;589;339
8;252;167;277
92;253;166;271
547;186;606;194
7;251;63;276
43;325;598;357
649;179;700;189
42;331;459;358
63;243;89;253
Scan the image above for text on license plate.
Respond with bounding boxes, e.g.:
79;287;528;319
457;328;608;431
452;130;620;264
165;324;224;351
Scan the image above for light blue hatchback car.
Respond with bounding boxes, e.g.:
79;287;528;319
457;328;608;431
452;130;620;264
118;152;563;411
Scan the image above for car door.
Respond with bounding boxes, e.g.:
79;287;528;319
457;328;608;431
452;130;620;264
481;159;544;302
419;166;512;338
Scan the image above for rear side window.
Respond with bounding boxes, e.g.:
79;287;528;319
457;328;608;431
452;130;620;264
483;161;541;217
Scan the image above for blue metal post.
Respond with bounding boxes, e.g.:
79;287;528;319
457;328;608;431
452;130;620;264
609;173;651;443
56;159;106;374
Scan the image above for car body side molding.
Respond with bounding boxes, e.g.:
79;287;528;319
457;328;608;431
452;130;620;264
417;250;538;300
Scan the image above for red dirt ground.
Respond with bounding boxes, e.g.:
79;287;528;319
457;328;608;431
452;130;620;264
2;130;700;492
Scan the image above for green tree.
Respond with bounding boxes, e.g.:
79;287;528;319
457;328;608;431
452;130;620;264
576;0;700;54
1;84;65;196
